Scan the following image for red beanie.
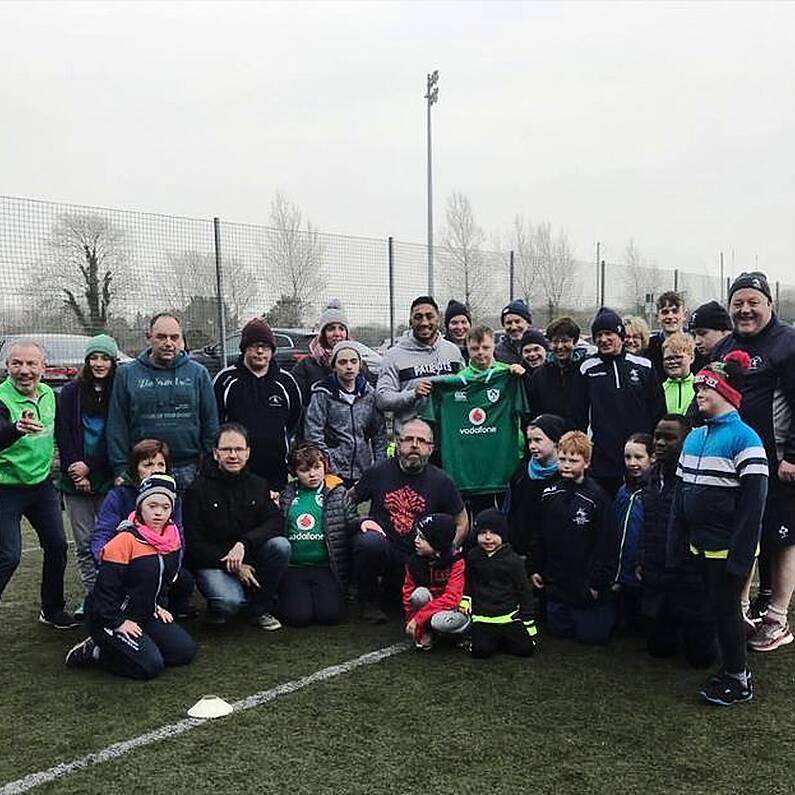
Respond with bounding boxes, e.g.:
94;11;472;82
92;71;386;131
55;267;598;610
239;318;276;352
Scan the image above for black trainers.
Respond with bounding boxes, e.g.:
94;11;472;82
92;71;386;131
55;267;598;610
361;601;388;625
699;671;753;706
39;609;79;630
65;637;97;668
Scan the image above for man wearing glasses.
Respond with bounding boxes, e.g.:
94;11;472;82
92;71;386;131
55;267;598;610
350;419;467;623
183;422;290;629
214;317;301;490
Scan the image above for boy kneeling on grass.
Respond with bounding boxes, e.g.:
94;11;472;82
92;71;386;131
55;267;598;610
403;513;469;650
669;351;768;706
531;431;620;645
65;474;197;680
465;509;537;658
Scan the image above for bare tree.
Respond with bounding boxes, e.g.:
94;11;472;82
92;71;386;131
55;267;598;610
623;238;664;317
440;192;492;318
41;213;129;335
536;223;577;324
510;215;540;306
162;250;257;328
264;192;326;325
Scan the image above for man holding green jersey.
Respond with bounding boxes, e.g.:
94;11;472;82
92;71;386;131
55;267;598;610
0;340;76;628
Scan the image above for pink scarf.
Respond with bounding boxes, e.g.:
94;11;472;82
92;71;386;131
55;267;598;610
309;334;332;368
126;511;181;554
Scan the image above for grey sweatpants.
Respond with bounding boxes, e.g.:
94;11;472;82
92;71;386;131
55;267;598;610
63;493;104;593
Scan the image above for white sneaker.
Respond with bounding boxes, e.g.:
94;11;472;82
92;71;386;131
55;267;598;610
251;613;282;631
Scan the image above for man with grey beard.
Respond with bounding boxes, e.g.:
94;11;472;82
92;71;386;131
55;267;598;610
349;419;467;623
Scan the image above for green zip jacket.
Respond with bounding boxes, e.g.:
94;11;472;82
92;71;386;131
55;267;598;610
0;378;56;486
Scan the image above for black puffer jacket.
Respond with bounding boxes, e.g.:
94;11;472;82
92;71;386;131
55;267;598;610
465;543;534;620
183;462;284;571
279;476;364;591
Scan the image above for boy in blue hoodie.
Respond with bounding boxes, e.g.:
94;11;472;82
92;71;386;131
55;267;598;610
669;351;768;706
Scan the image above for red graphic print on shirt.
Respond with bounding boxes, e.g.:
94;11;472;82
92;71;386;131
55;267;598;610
383;486;427;535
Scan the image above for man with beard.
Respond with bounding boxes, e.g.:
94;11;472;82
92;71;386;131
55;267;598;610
350;419;466;623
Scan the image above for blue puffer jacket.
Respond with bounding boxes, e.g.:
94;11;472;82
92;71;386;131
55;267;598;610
614;478;645;588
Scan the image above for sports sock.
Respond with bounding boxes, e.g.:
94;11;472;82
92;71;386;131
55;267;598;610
766;605;788;626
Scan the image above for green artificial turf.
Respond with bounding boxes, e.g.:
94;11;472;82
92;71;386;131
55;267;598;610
2;523;793;794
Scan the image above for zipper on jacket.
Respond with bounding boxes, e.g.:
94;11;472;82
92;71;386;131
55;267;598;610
613;360;621;389
615;489;638;584
349;402;357;481
154;554;165;613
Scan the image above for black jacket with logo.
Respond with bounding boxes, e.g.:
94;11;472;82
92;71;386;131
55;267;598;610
570;352;665;479
213;357;302;488
531;475;620;607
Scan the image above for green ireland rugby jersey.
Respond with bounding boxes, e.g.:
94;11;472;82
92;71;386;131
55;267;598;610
423;363;528;495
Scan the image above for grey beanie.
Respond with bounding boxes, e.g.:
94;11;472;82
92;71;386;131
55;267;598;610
318;300;348;333
330;340;368;366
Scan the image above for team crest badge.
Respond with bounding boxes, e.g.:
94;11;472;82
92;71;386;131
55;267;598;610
574;507;590;526
486;388;500;403
629;368;640;384
454;391;467;402
469;407;486;426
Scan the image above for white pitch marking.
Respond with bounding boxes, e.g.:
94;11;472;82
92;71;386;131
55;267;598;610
0;642;410;794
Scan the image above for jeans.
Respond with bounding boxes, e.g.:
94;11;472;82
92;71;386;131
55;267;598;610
0;481;68;616
351;531;406;604
63;493;104;593
195;536;291;618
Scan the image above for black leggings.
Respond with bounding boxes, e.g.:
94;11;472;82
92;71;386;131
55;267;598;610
704;559;747;674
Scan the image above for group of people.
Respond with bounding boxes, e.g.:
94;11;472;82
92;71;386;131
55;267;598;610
0;270;792;706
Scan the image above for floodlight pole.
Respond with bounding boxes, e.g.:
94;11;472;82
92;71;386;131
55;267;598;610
425;70;439;294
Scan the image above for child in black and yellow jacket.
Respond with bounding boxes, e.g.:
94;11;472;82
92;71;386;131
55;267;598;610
465;509;537;658
65;474;197;679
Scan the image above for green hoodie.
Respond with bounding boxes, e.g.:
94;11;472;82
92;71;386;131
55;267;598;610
0;378;56;486
106;350;219;473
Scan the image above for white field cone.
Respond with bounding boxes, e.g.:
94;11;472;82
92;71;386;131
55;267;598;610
188;695;233;719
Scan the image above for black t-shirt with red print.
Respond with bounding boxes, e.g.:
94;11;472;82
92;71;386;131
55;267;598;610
353;459;464;555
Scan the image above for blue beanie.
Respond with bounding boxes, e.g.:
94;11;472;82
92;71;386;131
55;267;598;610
591;307;625;340
501;299;533;326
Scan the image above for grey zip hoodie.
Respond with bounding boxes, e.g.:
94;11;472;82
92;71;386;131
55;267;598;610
375;330;463;428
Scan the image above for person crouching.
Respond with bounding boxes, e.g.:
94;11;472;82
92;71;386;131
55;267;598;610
65;474;197;679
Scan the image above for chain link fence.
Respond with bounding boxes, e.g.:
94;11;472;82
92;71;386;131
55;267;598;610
1;194;793;361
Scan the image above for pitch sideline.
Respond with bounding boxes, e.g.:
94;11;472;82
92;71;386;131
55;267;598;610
0;641;410;794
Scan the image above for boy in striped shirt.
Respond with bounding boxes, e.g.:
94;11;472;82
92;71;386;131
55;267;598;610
669;351;768;706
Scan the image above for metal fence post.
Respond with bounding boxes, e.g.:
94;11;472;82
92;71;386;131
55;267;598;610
509;250;515;302
674;269;679;292
599;260;606;307
213;217;227;368
388;236;395;349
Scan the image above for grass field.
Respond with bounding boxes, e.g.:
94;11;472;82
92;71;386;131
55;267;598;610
1;524;793;794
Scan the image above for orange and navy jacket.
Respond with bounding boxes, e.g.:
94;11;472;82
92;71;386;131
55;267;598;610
86;523;181;628
402;556;465;638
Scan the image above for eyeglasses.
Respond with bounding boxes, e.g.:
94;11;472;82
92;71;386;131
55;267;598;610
217;446;248;454
399;436;432;446
246;343;271;351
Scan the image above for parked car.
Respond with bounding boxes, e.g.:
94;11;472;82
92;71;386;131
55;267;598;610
189;328;315;378
190;327;383;379
0;333;132;391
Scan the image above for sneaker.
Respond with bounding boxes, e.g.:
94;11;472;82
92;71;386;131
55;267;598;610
39;609;79;630
699;671;753;706
415;633;434;651
74;599;85;621
749;591;771;622
361;601;388;625
748;617;794;652
251;613;282;631
65;637;97;668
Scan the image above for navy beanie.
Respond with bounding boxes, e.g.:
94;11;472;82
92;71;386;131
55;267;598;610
519;329;550;350
728;272;772;303
414;513;456;555
689;301;732;332
501;299;533;326
444;299;471;328
474;508;510;544
591;307;625;340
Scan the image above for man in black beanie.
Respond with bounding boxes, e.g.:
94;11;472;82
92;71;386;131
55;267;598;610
495;299;533;366
711;272;795;653
690;300;732;361
569;307;665;497
443;299;472;363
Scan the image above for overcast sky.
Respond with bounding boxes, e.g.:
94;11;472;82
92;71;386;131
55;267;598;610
1;0;793;283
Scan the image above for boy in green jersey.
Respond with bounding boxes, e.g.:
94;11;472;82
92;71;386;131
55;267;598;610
423;326;528;511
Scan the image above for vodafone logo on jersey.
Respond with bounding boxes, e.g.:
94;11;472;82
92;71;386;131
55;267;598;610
468;407;487;426
297;513;316;531
461;406;497;436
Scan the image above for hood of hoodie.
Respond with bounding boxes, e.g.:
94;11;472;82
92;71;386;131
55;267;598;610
396;328;448;353
313;372;370;400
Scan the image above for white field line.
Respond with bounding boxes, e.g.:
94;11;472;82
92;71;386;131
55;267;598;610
0;642;410;795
